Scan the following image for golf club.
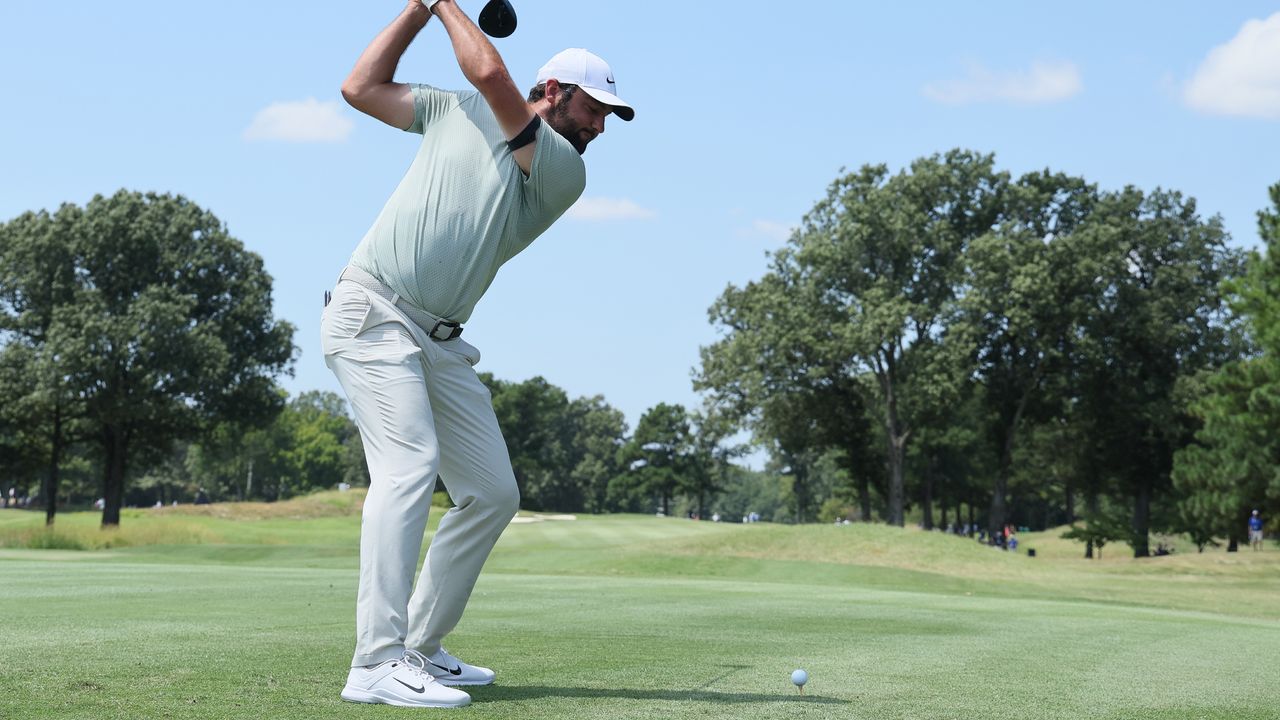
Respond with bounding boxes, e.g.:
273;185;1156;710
478;0;517;38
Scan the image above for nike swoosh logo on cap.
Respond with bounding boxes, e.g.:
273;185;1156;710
607;76;615;84
394;678;426;693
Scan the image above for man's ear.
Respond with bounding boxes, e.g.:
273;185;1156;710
543;78;563;102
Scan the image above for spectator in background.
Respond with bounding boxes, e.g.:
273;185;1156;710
1249;510;1264;551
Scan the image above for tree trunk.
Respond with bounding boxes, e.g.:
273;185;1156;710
1084;490;1098;558
922;456;935;530
878;369;907;527
793;463;811;524
940;497;948;531
988;419;1022;542
989;377;1038;542
857;472;871;522
44;404;63;526
1132;483;1151;558
245;457;254;500
101;427;127;527
988;467;1008;545
886;438;905;527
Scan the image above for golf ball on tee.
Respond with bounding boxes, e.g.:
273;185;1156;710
791;669;808;687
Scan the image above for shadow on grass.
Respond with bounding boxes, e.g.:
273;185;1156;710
474;685;847;705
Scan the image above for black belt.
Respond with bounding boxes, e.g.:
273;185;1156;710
332;265;463;341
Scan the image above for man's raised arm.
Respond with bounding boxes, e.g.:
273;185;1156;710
431;0;538;173
341;2;432;130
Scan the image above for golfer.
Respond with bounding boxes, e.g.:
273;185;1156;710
320;0;633;708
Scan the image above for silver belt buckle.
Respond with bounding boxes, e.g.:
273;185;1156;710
429;320;461;341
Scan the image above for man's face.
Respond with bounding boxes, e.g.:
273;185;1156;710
547;85;612;155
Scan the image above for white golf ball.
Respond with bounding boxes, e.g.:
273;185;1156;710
791;669;808;687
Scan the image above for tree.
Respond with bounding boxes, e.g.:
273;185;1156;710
176;390;365;502
617;403;694;517
1172;182;1280;549
682;408;743;520
563;395;628;513
959;171;1096;540
185;420;287;501
706;150;1006;526
486;374;629;512
282;391;364;496
909;388;988;531
1061;500;1130;560
7;191;296;525
1074;187;1247;556
0;343;47;507
716;465;784;522
488;375;568;509
0;203;87;524
698;268;869;522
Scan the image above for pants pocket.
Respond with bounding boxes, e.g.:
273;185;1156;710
321;284;373;355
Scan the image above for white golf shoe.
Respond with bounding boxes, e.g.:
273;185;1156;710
340;649;472;708
423;647;496;686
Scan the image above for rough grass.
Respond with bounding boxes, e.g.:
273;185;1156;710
0;490;375;550
154;488;369;520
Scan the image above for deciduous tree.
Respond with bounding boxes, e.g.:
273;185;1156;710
6;191;296;525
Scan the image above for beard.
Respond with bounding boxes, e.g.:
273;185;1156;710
546;94;595;155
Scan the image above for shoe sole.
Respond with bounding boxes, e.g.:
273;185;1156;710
434;678;494;686
340;686;471;708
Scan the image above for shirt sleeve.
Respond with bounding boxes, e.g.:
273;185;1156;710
406;84;465;135
517;122;587;239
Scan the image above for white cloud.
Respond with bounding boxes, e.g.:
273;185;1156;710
566;197;655;221
1184;12;1280;119
923;60;1082;105
750;220;793;242
244;98;354;143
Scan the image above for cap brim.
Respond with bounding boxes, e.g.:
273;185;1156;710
581;86;634;121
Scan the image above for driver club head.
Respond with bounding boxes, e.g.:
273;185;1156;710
478;0;517;38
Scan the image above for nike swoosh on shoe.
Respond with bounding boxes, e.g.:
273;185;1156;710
394;678;426;693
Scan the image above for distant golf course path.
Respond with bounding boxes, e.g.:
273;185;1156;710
1;498;1276;720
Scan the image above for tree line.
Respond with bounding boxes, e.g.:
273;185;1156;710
0;191;755;525
697;149;1279;557
3;164;1277;557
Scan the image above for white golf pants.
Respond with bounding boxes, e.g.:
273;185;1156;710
321;278;519;668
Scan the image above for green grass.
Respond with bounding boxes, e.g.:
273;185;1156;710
0;494;1277;719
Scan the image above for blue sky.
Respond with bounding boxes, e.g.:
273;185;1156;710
3;1;1280;435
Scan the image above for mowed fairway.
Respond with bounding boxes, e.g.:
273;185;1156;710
1;495;1277;720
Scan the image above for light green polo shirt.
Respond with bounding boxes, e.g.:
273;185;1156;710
349;84;586;324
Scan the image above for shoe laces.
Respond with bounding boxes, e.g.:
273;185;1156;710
401;649;433;679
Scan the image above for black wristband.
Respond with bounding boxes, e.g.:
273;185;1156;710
506;115;541;152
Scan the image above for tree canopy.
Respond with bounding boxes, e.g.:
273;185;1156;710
0;191;295;525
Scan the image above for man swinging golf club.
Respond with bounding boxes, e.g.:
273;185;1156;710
321;0;634;709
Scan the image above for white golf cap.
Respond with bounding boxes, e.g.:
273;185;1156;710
535;48;634;121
